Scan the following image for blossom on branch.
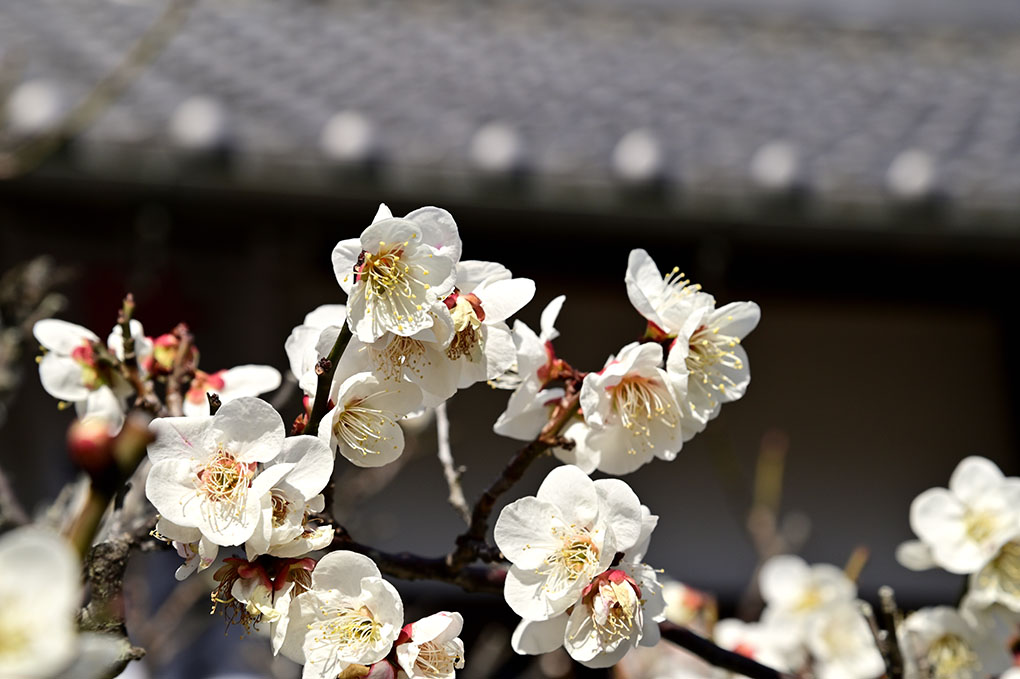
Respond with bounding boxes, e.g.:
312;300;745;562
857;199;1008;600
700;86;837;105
33;318;134;432
494;465;644;622
286;304;347;397
144;397;291;546
279;551;404;679
183;364;282;416
317;372;422;467
333;205;460;343
395;612;466;679
580;342;685;475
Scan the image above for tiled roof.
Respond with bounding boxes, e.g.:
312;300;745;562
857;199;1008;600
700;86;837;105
4;0;1020;228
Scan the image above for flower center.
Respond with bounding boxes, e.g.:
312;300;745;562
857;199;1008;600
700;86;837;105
0;596;30;660
976;540;1020;598
414;639;463;678
610;375;678;454
685;323;744;396
963;510;999;544
375;336;428;380
927;634;979;679
539;528;601;594
310;605;381;660
332;396;393;458
70;341;108;390
446;295;484;362
577;571;644;649
357;240;430;333
197;451;256;519
271;492;290;527
655;266;701;318
794;586;824;613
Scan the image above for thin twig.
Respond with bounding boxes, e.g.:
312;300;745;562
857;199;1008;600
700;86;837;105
164;324;194;417
660;623;796;679
448;387;581;570
877;586;905;679
435;402;470;525
332;533;506;595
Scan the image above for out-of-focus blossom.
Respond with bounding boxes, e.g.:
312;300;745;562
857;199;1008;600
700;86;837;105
901;456;1020;574
183;365;281;417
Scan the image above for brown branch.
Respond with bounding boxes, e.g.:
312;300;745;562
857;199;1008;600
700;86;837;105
114;294;163;416
876;586;905;679
331;532;506;595
447;387;581;570
435;402;470;525
302;323;353;435
659;623;796;679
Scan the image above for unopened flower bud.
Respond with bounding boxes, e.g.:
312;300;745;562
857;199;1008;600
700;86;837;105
67;418;114;476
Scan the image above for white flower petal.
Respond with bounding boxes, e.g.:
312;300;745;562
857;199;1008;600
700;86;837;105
511;615;568;655
148;416;213;464
39;353;90;402
210;397;285;464
34;319;98;353
476;278;536;324
536;465;599;527
494;497;562;569
311;550;381;594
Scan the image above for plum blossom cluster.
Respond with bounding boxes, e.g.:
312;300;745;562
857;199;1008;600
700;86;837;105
493;248;759;475
495;465;666;667
22;201;771;679
18;200;1020;679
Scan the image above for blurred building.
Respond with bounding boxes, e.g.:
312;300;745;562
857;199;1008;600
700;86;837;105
1;0;1020;676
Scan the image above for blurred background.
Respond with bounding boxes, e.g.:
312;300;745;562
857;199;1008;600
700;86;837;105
1;0;1020;677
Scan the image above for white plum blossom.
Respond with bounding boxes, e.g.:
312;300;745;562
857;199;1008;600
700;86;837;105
280;551;403;679
395;612;466;679
285;304;347;397
0;527;125;679
245;435;335;559
495;465;644;622
580;342;685;475
493;296;597;471
183;364;282;416
317;372;422;467
144;397;290;546
442;260;534;389
33;318;133;432
902;456;1020;574
153;516;219;580
961;538;1020;613
758;555;856;641
805;602;885;679
509;492;665;668
714;618;805;675
625;249;760;439
665;300;760;436
901;606;1012;679
332;205;460;343
337;260;533;407
625;248;712;341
